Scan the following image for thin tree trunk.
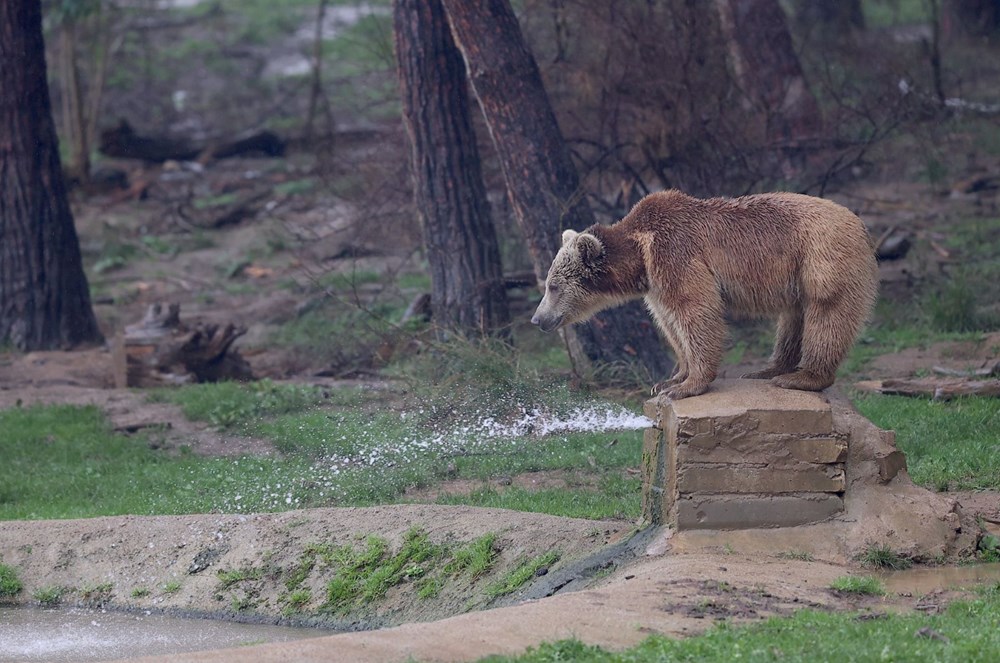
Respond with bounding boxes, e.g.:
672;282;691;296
393;0;511;336
305;0;329;142
0;0;103;350
442;0;673;380
60;21;90;183
85;10;115;164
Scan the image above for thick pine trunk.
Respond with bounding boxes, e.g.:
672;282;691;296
716;0;822;145
0;0;103;350
393;0;511;336
441;0;673;380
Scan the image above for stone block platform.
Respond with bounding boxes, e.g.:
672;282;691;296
643;380;884;530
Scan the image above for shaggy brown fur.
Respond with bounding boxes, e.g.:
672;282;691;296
531;190;878;399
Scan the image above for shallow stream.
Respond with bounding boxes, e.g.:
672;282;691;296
0;606;330;662
881;561;1000;595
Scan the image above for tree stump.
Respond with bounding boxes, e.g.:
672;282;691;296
113;303;253;388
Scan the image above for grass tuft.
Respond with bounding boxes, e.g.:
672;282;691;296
322;529;445;614
216;567;264;589
33;586;67;606
858;543;912;570
445;533;499;580
486;551;560;599
830;575;885;596
0;564;22;598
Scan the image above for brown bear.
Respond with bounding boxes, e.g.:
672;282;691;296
531;190;878;399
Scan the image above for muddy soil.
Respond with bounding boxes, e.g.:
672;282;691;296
3;503;999;662
0;506;631;630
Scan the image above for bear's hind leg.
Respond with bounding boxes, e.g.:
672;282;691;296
772;299;857;392
742;307;804;380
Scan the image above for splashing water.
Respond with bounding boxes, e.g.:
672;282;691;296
203;400;652;513
474;404;652;438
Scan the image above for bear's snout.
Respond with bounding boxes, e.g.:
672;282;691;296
530;307;564;333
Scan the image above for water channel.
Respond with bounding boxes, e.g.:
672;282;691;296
0;606;331;662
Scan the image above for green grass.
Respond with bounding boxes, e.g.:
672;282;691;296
163;581;182;594
320;529;445;614
486;551;561;599
863;0;929;29
482;583;1000;662
979;534;1000;563
131;587;151;598
830;575;885;596
1;357;646;521
435;476;641;521
0;564;22;598
80;582;114;607
853;394;1000;491
151;379;347;431
445;534;499;580
33;586;66;606
217;567;264;589
858;543;912;570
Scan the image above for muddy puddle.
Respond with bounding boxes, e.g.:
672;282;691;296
0;606;332;662
882;562;1000;595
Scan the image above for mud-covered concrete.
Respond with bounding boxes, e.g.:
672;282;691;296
642;380;977;561
643;380;847;529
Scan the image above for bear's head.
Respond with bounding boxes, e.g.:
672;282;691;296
531;229;612;333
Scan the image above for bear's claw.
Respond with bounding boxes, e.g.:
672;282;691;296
770;370;834;392
664;380;710;400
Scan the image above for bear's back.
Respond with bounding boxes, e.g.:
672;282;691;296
624;190;874;315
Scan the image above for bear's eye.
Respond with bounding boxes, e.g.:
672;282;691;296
548;283;560;294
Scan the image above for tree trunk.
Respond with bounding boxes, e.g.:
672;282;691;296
0;0;103;351
716;0;822;146
948;0;1000;37
794;0;865;34
60;21;90;184
441;0;673;380
393;0;511;336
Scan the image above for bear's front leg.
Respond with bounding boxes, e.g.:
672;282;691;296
649;281;724;400
646;297;689;396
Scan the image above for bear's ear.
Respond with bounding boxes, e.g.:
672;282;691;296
561;229;578;245
576;233;604;267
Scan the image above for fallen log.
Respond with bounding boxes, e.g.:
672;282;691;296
932;361;1000;378
113;303;253;388
855;377;1000;400
100;120;285;163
